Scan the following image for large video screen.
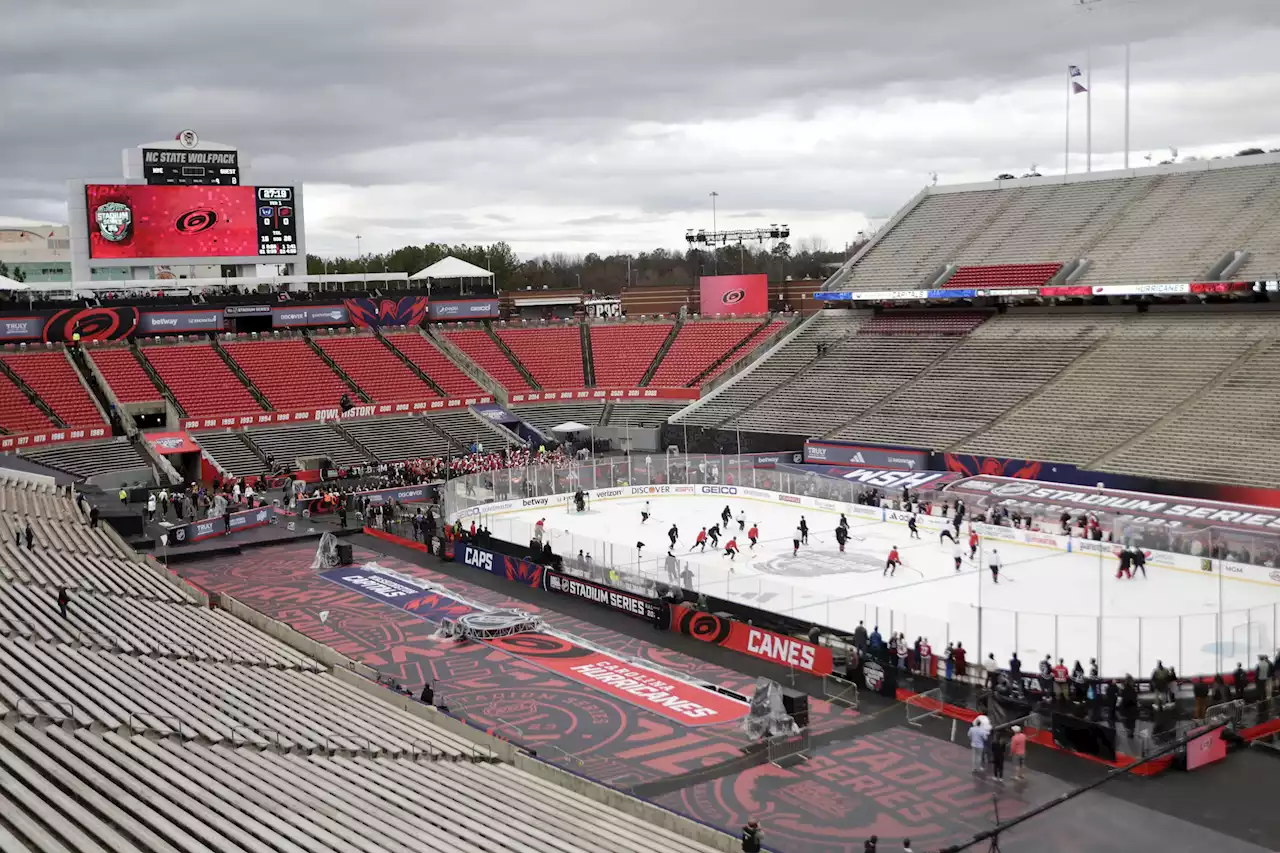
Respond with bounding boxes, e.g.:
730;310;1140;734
86;184;298;260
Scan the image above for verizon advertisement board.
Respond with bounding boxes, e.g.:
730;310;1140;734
670;604;834;675
698;274;768;316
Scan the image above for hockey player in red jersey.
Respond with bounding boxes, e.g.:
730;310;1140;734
724;537;739;560
692;528;708;552
884;546;901;577
747;524;759;549
968;529;979;560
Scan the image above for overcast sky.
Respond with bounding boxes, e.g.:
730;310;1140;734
2;0;1279;259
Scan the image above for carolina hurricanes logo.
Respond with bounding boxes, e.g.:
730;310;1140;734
721;289;746;305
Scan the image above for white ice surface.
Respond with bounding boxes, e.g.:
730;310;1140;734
483;495;1280;677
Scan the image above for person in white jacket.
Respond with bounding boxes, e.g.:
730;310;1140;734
969;720;989;774
988;548;1002;583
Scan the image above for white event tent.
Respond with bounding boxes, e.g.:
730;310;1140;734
409;256;495;286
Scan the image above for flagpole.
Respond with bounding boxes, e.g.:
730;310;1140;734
1086;46;1093;172
1123;40;1131;169
1065;68;1072;175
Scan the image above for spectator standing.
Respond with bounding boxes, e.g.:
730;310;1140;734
1010;725;1027;780
984;653;1000;689
56;586;70;619
24;518;34;550
1232;662;1247;700
989;730;1007;782
954;642;967;678
968;720;989;774
89;505;100;529
1257;655;1273;700
741;819;762;853
864;836;878;853
1052;659;1069;703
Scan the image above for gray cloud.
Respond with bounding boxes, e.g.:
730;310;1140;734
3;0;1280;255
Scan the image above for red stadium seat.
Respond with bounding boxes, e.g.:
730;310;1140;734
944;263;1063;290
590;323;673;387
385;333;486;398
495;327;583;390
145;343;264;417
443;329;531;391
222;339;351;411
648;321;766;387
316;335;438;403
92;347;162;404
2;351;104;427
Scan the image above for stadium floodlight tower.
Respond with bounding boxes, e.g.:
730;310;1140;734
685;225;790;274
67;129;306;286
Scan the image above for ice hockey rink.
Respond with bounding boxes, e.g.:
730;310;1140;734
475;493;1280;678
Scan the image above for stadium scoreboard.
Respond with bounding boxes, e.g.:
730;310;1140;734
142;148;240;185
256;186;298;255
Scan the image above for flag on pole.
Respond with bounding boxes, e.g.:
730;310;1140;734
1072;82;1088;94
1069;65;1082;77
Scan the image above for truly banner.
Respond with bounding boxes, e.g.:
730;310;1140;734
167;505;275;544
669;604;834;675
698;273;768;316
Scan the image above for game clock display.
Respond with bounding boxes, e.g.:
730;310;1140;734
86;184;298;259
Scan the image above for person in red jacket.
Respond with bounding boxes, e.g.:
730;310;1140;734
692;528;708;552
1051;658;1070;703
968;529;980;560
884;546;901;577
724;537;739;561
747;524;759;549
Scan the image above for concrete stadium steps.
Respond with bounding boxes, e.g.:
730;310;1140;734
957;313;1280;464
340;416;455;462
605;402;688;428
20;439;149;480
831;157;1280;291
0;545;190;603
1098;334;1280;488
0;479;86;522
143;343;263;418
191;431;265;478
241;424;367;471
429;410;519;451
677;310;867;428
0;511;130;562
0;724;720;853
0;583;315;667
1;350;104;428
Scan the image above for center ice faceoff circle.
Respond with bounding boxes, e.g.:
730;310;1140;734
467;491;1280;677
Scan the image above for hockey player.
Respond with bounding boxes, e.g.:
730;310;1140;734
940;525;957;545
574;489;586;512
907;514;920;540
721;505;732;527
708;523;721;548
884;546;901;577
835;524;849;553
533;517;546;544
799;516;809;545
953;540;963;572
724;537;739;561
1116;547;1133;579
1131;546;1147;578
668;524;679;548
988;548;1002;583
793;525;804;557
969;528;980;560
736;509;746;532
692;527;708;552
747;523;759;549
636;541;645;559
641;501;651;523
839;513;849;531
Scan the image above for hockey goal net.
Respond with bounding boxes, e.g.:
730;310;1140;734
565;493;591;514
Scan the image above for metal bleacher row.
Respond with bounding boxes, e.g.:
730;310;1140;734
0;475;721;853
678;305;1280;489
826;156;1280;293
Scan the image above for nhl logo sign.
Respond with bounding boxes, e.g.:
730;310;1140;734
863;659;885;692
95;202;132;243
155;437;186;450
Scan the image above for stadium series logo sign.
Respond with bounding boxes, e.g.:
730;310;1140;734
95;201;132;242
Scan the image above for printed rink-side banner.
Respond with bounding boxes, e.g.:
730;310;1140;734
321;562;747;725
669;604;834;675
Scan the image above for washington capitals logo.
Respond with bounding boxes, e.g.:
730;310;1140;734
345;296;428;328
944;453;1043;480
503;555;543;586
